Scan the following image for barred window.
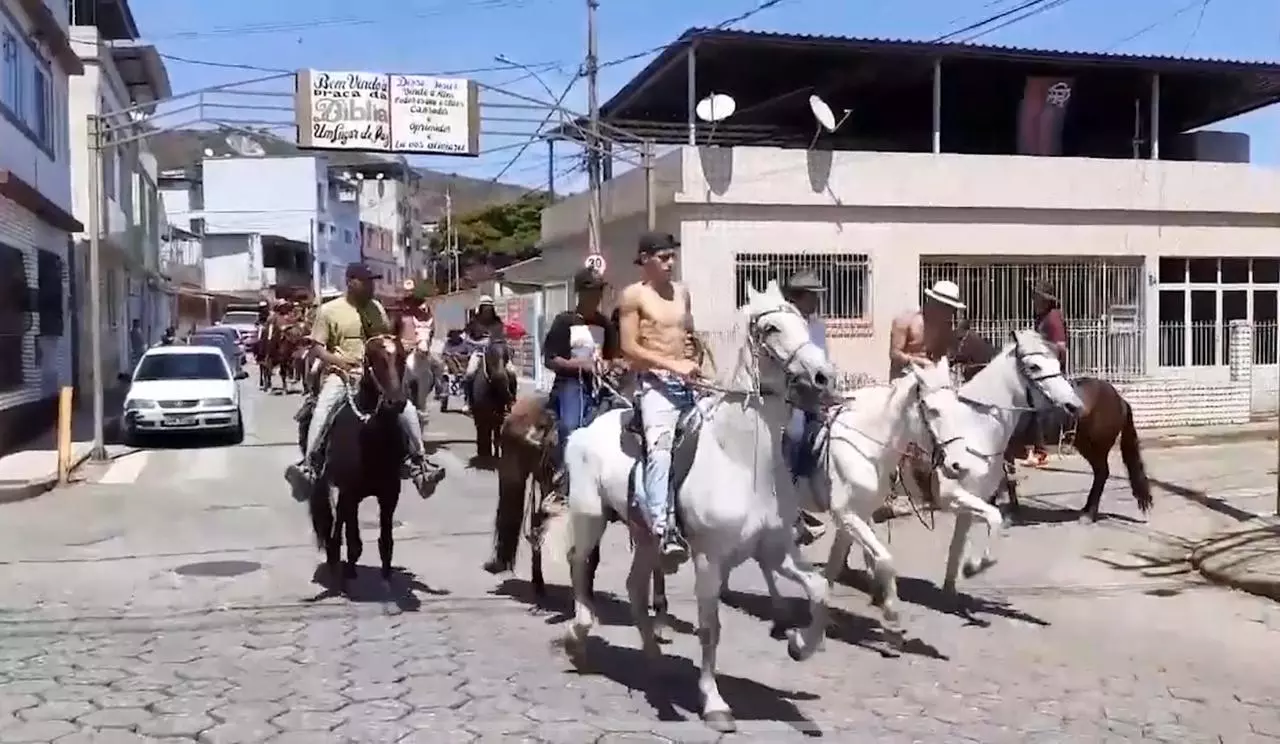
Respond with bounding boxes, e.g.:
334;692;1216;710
36;249;63;337
0;243;27;391
733;253;870;321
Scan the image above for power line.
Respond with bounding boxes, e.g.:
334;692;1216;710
598;0;791;70
1102;0;1211;53
157;52;563;80
937;0;1075;43
144;0;535;41
489;75;579;184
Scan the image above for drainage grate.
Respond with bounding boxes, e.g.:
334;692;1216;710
173;560;262;578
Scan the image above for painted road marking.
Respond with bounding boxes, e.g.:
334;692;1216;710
99;450;151;484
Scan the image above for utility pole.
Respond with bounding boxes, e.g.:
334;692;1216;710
643;139;655;230
444;188;455;292
585;0;602;255
87;113;107;462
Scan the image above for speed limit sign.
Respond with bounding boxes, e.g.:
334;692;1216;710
584;253;606;274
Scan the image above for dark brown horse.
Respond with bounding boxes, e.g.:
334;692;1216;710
950;323;1153;522
469;340;515;462
303;335;411;594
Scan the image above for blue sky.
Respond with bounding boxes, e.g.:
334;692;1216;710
128;0;1280;189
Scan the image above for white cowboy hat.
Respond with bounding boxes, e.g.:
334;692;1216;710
924;280;966;310
476;295;494;306
320;287;343;301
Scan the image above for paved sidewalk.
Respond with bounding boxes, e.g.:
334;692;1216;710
1192;516;1280;602
0;385;128;503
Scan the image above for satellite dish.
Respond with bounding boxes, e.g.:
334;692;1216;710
225;132;265;157
809;95;837;132
202;148;215;157
695;93;736;123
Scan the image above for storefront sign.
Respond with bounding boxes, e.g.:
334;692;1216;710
296;69;478;156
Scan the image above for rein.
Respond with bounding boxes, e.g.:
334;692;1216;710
337;334;402;424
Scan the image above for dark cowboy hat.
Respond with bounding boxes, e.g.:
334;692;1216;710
783;269;826;293
573;267;607;291
634;231;679;265
1031;279;1057;302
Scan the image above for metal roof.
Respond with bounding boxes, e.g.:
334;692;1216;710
602;26;1280;117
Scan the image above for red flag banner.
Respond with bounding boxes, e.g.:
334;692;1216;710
1017;77;1073;156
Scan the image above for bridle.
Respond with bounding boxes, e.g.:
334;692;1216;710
343;334;405;423
731;304;827;408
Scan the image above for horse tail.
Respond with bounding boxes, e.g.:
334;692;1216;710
489;426;529;572
1118;394;1153;512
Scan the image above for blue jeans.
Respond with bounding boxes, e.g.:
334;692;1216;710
637;372;695;536
551;376;590;463
785;408;819;480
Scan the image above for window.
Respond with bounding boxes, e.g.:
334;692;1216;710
1157;257;1279;367
31;65;49;148
1;23;57;156
134;352;229;381
733;253;870;328
0;243;28;391
1;31;19;113
343;229;352;244
189;218;205;236
36;250;63;337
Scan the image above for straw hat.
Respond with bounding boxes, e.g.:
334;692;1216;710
923;280;966;309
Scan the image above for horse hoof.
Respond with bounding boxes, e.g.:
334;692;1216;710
769;621;788;641
482;559;511;575
882;605;901;625
560;633;588;669
654;620;671;645
785;631;808;662
961;557;996;579
703;710;736;733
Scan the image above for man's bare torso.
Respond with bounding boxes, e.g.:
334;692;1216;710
889;309;950;379
625;281;689;372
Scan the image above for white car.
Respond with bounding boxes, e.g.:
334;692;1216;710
122;345;244;445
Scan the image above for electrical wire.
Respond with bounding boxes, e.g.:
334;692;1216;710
597;0;790;70
1103;0;1212;52
157;52;563;80
144;0;535;41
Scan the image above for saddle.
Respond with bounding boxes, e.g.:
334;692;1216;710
621;394;705;520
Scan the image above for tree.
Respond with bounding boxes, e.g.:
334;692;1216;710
433;192;548;256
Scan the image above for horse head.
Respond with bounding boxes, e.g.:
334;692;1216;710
907;357;986;482
481;338;514;406
740;279;835;410
359;334;409;416
949;322;996;384
1009;329;1083;417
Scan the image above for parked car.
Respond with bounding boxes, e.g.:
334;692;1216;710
188;333;248;380
202;325;248;361
216;309;260;355
122;346;244;445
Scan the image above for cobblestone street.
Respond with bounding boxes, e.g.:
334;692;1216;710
2;384;1280;742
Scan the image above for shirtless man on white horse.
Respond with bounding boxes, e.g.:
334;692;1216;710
617;231;699;573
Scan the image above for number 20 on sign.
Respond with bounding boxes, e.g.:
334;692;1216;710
584;254;606;274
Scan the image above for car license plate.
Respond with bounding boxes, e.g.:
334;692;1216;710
163;415;197;426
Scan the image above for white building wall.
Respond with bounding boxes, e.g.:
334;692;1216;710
0;0;75;413
200;157;317;242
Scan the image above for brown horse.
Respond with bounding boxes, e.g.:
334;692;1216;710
468;339;515;462
303;335;411;594
951;323;1153;522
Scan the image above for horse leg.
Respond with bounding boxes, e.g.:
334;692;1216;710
1080;451;1110;523
529;508;546;599
830;502;902;632
769;531;830;662
584;544;600;599
626;542;662;660
378;491;400;586
756;556;793;640
942;511;972;596
560;511;606;668
342;495;362;583
946;483;1005;580
652;566;670;644
692;552;734;733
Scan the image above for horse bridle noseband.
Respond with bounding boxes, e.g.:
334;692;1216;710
743;306;825;406
344;334;403;423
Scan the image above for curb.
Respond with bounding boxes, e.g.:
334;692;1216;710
1141;426;1277;450
0;415;121;505
1190;516;1280;602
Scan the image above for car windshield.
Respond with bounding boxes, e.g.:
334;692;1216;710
190;336;230;349
135;353;229;381
221;312;258;326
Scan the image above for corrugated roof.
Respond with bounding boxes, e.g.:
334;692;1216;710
674;27;1280;71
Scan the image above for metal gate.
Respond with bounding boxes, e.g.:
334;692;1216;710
920;258;1146;380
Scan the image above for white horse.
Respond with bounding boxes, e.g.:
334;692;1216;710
789;356;988;634
547;280;835;733
921;329;1084;594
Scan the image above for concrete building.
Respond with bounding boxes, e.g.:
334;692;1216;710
330;158;423;296
526;29;1280;427
67;0;170;384
200;232;309;297
0;0;84;451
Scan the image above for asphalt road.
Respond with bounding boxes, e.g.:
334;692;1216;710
1;379;1279;742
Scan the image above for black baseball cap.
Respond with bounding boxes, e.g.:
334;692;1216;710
635;231;679;265
573;267;607;291
345;263;375;281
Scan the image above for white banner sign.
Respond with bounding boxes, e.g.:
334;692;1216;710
296;69;478;157
389;75;480;156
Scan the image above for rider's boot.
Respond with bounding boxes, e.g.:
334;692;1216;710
284;456;318;503
659;529;689;575
402;453;446;499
